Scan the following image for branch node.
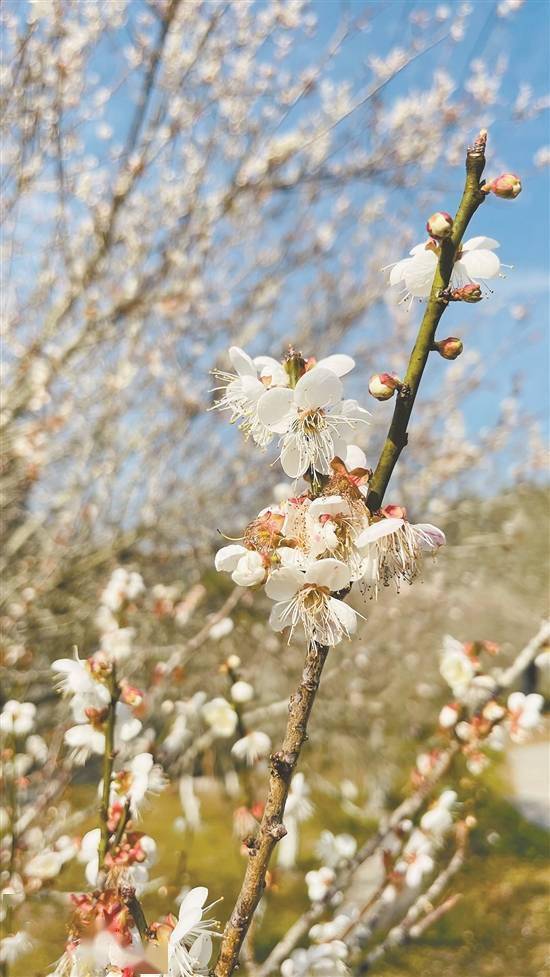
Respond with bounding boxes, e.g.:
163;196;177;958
270;751;293;779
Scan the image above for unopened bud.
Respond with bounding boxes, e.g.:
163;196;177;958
451;283;482;303
382;504;407;520
227;654;241;670
434;337;463;360
368;373;401;401
439;703;460;728
484;173;522;199
426;211;453;239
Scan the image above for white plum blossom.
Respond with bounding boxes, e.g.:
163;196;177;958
100;567;145;613
257;364;368;478
309;915;354;943
281;941;349;976
79;828;157;891
179;775;202;832
64;723;106;763
439;635;475;698
230;680;254;704
387;236;505;306
278;493;368;580
215;545;266;587
100;627;135;662
314;830;357;868
420;789;457;838
202;697;238;738
115;752;167;815
439;703;460;728
211;346;289;448
208;617;234;640
0;933;32;965
265;557;357;646
168;887;219;977
78;827;102;886
0;701;36;737
25;733;49;765
356;512;445;593
506;691;544;743
24;850;66;881
396;828;435;887
231;730;271;766
64;702;141;764
278;772;314;869
51;652;110;719
305;866;336;902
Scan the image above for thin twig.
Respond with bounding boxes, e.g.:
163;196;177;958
214;642;330;977
366;130;488;513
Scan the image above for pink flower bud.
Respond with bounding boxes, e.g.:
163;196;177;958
435;337;463;360
368;373;401;401
426;211;453;239
382;504;407;520
484;173;522;199
450;283;482;303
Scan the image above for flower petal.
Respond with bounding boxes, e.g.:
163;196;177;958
356;517;404;548
229;346;256;377
257;387;294;428
309;495;349;519
215;544;247;572
461;236;499;252
304;558;350;591
269;601;291;632
344;444;367;469
294;367;343;410
456;249;500;280
239;375;265;403
179;886;209;915
414;523;446;549
329;597;357;635
191;933;213;968
265;566;303;602
281;440;308;478
315;354;355;377
171;907;202;944
389;258;412;285
254;356;289;387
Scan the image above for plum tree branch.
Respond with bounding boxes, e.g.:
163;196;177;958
215;131;490;977
214;641;330;977
366;130;488;513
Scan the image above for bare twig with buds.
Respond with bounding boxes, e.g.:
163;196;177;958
366;130;489;513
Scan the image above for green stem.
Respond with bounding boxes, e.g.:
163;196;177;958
366;133;487;513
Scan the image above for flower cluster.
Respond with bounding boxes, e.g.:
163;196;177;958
437;635;544;773
212;346;446;645
52;650;143;763
50;886;218;977
212;347;368;477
